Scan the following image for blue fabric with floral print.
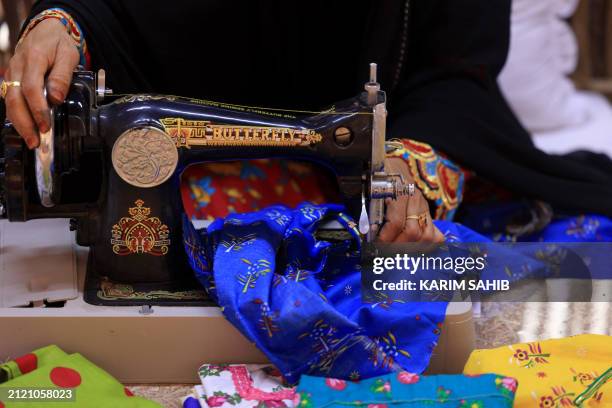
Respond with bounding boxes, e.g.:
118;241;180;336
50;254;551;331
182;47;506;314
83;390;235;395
183;203;451;384
182;202;612;384
525;214;612;243
295;372;517;407
458;201;612;244
458;203;612;279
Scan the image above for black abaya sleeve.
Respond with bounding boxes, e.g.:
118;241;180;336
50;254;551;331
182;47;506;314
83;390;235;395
388;0;612;216
22;0;612;216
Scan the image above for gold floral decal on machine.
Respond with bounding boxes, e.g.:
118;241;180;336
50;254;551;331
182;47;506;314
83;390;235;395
110;199;171;256
160;117;323;148
97;279;206;301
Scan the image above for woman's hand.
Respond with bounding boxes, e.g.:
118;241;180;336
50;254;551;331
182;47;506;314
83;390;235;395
377;157;445;243
4;19;80;149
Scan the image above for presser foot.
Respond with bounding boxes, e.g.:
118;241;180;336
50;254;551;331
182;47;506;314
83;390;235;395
83;249;213;307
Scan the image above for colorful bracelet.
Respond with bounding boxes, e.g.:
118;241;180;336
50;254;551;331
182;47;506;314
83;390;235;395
18;8;90;69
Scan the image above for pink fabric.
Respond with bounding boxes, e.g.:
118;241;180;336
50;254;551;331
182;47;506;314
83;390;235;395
229;366;295;401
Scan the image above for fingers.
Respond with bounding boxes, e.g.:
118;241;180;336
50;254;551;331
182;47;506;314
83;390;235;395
377;197;406;242
378;220;402;242
433;225;446;243
376;184;442;244
4;61;40;149
394;218;424;242
5;88;39;149
46;40;79;104
378;197;428;243
377;152;447;245
22;50;51;133
393;186;426;242
4;21;79;149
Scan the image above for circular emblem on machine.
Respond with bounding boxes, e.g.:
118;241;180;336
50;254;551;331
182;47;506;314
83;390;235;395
112;127;178;188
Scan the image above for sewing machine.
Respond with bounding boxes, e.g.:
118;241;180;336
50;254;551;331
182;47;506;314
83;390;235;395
0;66;476;381
0;65;412;306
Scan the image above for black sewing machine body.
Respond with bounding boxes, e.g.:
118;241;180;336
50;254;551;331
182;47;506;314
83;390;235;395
1;69;401;306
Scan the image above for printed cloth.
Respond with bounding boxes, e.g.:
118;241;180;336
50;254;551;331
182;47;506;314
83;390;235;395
458;198;612;244
526;214;612;242
463;334;612;407
178;138;612;384
182;202;609;384
178;139;612;246
0;345;160;407
182;364;295;408
183;203;450;384
181;160;338;221
295;372;517;407
180;139;464;222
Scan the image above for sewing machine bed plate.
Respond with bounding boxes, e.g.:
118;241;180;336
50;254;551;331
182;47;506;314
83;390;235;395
0;219;78;307
0;219;475;383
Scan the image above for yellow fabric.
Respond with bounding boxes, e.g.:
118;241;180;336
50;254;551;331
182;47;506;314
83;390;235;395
463;334;612;407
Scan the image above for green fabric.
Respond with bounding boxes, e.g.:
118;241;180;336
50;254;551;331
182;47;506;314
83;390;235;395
1;345;67;382
0;345;160;407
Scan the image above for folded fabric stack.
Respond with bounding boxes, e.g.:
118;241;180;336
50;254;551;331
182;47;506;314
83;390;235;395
181;365;517;408
181;364;295;408
0;345;160;407
184;334;612;407
295;372;517;408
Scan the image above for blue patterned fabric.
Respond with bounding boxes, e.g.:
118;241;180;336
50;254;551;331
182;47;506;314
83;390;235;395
457;204;612;279
296;372;517;407
436;217;612;280
457;201;612;243
183;203;449;384
182;201;612;384
524;214;612;242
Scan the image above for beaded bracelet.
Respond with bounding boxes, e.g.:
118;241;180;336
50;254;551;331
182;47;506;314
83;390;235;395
18;8;90;69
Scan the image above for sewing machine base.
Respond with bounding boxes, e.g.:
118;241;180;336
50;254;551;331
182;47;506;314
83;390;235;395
1;302;475;383
83;249;211;307
0;219;476;383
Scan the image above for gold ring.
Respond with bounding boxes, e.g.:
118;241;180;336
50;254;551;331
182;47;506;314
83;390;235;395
1;80;21;99
406;211;428;229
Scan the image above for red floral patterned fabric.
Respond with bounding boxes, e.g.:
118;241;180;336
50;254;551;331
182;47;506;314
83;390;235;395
180;139;467;220
181;159;339;220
